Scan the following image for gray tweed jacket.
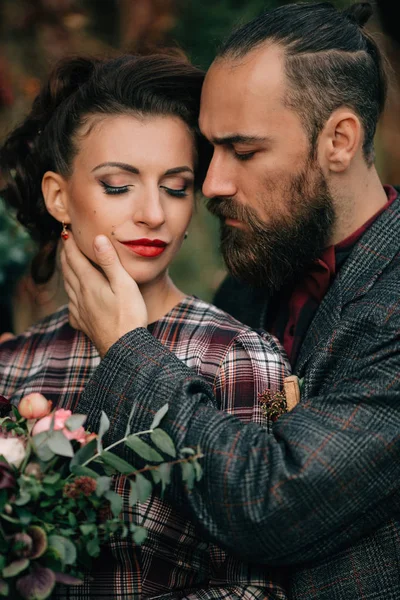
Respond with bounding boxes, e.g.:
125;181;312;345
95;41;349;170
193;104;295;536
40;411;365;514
79;193;400;600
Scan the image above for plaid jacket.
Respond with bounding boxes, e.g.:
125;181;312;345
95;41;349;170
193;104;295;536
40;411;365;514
0;296;289;599
78;194;400;600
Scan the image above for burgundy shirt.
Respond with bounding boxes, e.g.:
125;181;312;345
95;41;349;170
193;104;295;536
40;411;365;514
267;185;398;366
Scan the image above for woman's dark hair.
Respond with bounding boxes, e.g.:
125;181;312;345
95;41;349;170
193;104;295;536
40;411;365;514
218;1;387;164
0;54;207;283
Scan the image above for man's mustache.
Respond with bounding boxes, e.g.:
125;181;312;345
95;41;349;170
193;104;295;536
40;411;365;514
206;197;264;232
206;197;253;223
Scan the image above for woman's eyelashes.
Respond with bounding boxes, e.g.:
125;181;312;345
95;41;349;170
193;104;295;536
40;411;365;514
100;181;132;195
160;185;188;198
99;178;192;197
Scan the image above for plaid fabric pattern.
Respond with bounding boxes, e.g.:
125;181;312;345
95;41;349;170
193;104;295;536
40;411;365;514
78;194;400;600
0;296;289;599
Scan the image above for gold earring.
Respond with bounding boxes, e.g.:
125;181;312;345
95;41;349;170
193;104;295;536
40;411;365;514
61;222;69;240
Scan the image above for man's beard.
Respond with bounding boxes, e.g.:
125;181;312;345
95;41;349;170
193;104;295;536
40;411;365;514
206;159;336;292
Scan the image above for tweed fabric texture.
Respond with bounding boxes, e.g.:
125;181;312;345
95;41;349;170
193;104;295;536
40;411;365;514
79;195;400;599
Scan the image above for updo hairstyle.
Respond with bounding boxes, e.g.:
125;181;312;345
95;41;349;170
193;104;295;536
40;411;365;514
0;54;207;283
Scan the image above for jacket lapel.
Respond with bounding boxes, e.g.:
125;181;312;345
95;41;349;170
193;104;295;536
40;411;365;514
295;194;400;378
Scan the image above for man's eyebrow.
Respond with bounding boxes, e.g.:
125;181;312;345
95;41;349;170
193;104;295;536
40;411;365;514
91;162;139;174
164;166;194;176
210;134;270;146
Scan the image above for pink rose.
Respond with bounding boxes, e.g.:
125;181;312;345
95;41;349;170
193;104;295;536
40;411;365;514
18;393;52;420
32;409;87;444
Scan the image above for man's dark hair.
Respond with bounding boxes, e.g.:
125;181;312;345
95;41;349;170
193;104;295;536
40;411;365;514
218;2;387;165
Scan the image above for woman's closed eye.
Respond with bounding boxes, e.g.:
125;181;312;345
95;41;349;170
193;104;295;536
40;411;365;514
100;181;133;195
160;185;188;198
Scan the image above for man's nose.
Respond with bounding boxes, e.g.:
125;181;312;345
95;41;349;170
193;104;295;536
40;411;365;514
202;153;237;199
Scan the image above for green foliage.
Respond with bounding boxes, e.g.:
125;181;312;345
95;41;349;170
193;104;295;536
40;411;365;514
0;402;204;599
173;0;280;69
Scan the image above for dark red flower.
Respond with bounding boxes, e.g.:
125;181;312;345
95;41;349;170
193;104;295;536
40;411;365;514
0;461;16;490
0;395;11;418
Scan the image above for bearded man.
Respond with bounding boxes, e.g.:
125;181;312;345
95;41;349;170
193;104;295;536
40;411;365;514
61;2;400;599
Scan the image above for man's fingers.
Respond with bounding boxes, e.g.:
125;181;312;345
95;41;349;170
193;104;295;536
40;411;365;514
93;235;129;290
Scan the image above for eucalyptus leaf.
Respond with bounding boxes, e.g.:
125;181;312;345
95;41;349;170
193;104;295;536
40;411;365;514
150;404;169;430
129;480;138;506
48;535;76;566
104;490;123;517
181;462;195;490
47;431;74;458
150;429;176;458
125;436;163;462
180;447;195;456
193;461;203;482
97;412;110;454
70;465;99;478
80;524;97;536
158;463;171;496
42;473;61;485
14;490;31;506
132;526;148;545
150;469;161;485
135;473;152;503
86;538;100;558
96;476;111;497
31;432;55;462
100;451;134;475
70;439;97;470
65;414;87;432
125;401;137;438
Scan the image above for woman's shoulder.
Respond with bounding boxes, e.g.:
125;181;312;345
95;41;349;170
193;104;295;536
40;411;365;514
156;295;287;365
0;305;73;358
177;295;277;343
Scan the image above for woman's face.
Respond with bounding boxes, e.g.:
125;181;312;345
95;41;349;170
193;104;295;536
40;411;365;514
59;114;195;287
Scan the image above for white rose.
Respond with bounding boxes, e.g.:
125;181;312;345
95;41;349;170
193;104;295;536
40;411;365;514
0;435;26;468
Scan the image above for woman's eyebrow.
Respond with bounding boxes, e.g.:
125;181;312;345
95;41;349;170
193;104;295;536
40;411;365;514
91;162;139;174
164;166;194;176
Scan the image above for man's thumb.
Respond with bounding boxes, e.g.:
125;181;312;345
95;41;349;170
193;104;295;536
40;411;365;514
93;235;125;285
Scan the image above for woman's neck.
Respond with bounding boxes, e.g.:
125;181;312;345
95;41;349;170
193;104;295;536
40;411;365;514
139;274;187;325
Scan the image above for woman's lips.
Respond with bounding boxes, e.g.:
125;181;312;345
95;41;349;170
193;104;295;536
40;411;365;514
120;239;167;258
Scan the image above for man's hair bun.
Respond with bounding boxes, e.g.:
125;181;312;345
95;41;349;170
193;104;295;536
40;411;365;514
343;2;373;28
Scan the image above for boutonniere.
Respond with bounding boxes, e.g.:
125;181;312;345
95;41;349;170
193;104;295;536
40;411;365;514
258;375;302;422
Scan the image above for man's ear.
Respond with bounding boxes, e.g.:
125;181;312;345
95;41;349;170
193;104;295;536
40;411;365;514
42;171;70;223
320;109;362;173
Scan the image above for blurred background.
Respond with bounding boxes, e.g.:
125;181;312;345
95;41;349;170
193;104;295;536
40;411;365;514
0;0;399;335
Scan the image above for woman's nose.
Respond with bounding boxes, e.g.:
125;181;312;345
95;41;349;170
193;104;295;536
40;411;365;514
134;187;166;228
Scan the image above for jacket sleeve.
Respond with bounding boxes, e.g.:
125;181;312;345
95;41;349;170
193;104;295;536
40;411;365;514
212;329;290;424
77;325;400;566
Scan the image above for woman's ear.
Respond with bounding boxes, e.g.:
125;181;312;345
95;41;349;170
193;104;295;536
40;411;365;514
42;171;70;223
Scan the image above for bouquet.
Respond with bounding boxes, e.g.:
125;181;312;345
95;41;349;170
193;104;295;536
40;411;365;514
0;393;203;599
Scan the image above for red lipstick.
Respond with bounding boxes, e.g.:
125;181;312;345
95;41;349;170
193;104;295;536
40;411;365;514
120;238;167;258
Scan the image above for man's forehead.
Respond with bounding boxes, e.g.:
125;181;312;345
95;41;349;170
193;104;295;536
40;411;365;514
200;46;287;136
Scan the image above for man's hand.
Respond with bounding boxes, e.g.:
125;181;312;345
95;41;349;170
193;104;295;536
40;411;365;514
61;233;148;357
